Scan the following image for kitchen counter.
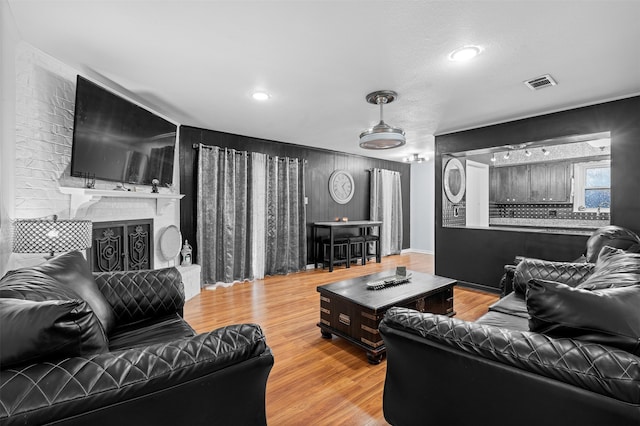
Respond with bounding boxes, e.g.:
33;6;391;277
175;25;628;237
446;218;609;236
487;225;594;236
489;218;609;229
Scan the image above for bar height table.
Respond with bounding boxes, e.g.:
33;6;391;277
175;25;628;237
312;220;382;272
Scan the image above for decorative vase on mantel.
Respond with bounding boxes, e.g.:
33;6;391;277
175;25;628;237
181;240;192;266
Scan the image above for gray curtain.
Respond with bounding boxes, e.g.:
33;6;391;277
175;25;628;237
197;146;306;285
370;168;403;256
264;156;307;275
197;146;252;284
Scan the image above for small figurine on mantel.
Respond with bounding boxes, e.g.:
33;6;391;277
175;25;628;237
83;172;96;189
181;240;192;266
151;178;160;193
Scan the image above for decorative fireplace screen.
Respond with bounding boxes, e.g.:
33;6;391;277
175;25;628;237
90;219;154;272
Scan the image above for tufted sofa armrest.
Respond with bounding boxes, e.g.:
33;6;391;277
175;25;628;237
0;323;273;426
499;256;528;297
380;307;640;404
499;264;518;297
93;267;185;326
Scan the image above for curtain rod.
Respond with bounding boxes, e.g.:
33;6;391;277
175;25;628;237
367;168;401;173
193;144;307;163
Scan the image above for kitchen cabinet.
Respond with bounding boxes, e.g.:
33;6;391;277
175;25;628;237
530;163;570;202
491;165;529;203
490;167;506;202
547;163;570;202
491;162;570;204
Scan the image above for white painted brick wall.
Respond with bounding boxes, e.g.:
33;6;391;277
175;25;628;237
12;42;181;270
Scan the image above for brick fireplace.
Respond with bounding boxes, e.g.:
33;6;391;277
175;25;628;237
90;219;154;272
11;43;181;270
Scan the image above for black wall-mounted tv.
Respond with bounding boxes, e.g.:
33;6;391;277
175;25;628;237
71;75;177;187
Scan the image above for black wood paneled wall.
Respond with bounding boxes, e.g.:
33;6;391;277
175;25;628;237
179;126;411;264
435;96;640;291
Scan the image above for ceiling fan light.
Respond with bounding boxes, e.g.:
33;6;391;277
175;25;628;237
359;126;406;149
359;90;406;150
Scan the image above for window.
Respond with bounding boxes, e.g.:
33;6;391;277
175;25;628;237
573;160;610;212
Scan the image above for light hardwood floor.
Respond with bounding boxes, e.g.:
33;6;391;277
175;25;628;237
184;252;498;425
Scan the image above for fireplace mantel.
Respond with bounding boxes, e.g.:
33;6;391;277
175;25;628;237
59;187;185;217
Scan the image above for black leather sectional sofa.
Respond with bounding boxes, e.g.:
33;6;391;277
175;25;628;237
380;226;640;426
0;251;273;426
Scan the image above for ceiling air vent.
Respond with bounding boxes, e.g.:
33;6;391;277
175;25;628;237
524;74;557;90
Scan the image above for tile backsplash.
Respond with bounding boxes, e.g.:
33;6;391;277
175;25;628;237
442;197;466;227
490;203;610;221
443;200;610;229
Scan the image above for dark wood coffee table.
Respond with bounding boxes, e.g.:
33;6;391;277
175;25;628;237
317;270;456;364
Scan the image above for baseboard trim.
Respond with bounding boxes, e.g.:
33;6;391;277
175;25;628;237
306;250;434;270
455;279;501;294
402;248;434;255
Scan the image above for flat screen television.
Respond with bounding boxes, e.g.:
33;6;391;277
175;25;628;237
71;75;177;187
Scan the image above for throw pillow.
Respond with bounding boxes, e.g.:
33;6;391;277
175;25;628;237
513;258;594;295
526;279;640;354
0;297;108;368
34;251;116;334
0;268;80;301
584;226;640;263
576;246;640;291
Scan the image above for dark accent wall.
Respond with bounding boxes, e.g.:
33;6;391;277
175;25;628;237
435;96;640;292
179;126;411;264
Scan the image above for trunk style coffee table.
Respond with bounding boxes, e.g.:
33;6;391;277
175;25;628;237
317;270;456;364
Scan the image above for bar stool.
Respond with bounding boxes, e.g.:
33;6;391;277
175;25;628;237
319;237;351;269
348;236;366;265
364;234;381;263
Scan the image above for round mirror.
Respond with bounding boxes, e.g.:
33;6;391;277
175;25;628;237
443;158;466;204
159;225;182;261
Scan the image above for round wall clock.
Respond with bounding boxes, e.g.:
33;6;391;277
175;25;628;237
329;170;355;204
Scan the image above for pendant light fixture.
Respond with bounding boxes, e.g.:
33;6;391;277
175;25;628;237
403;153;427;163
359;90;406;149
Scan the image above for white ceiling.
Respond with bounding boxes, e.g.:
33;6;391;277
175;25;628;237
7;0;640;161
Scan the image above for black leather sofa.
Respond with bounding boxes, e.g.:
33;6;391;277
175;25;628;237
0;251;274;426
379;226;640;426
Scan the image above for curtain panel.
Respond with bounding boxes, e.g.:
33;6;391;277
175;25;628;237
264;156;307;276
197;145;306;285
197;146;252;284
370;168;403;256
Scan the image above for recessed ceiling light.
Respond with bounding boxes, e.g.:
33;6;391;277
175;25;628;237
449;45;482;62
252;92;270;101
